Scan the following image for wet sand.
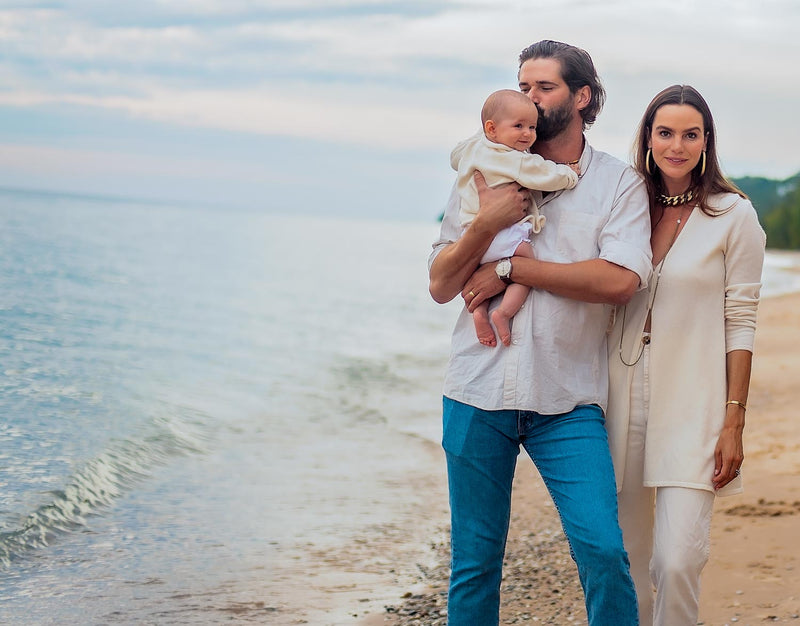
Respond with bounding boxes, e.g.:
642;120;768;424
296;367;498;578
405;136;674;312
367;291;800;625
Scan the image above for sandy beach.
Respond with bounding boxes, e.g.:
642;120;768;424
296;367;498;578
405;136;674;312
370;290;800;626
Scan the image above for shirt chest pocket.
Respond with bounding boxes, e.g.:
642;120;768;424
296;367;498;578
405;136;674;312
556;211;605;261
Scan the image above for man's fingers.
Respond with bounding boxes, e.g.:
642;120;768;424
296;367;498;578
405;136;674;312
473;170;487;191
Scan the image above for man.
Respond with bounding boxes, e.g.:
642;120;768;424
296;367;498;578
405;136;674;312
428;40;652;626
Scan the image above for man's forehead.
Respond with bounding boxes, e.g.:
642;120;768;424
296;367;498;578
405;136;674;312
518;58;564;84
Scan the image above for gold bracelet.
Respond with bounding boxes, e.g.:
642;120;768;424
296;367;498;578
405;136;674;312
726;400;747;411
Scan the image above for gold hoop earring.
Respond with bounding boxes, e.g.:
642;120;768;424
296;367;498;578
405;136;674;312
645;148;653;175
700;150;707;177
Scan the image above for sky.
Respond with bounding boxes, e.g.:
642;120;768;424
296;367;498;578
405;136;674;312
0;0;798;222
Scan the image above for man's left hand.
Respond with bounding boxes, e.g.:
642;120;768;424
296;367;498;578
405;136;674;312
462;263;506;312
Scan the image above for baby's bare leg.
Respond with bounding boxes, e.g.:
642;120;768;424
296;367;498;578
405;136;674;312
491;243;534;346
473;300;497;347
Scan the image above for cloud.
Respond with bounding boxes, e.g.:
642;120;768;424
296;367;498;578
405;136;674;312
0;0;798;216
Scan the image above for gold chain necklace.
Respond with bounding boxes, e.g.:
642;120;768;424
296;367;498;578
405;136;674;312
658;188;694;206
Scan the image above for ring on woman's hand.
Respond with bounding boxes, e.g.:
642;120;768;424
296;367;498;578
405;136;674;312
734;468;741;476
468;291;475;297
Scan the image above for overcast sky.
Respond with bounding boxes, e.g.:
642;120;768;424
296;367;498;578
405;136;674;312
0;0;797;222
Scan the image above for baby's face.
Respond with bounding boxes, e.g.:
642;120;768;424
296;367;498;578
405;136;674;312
487;100;538;151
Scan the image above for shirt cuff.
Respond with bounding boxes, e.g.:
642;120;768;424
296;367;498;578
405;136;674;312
599;241;653;290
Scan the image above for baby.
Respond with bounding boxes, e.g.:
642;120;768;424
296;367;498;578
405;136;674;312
451;89;579;346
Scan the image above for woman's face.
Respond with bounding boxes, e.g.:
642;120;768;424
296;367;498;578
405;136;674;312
648;104;708;192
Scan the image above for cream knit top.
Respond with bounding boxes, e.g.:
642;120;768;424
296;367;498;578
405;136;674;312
606;192;766;496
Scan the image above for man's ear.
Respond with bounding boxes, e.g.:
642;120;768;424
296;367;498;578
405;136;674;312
575;85;591;112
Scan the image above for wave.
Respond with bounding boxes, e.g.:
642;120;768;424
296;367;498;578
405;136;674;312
763;250;800;298
327;352;446;444
0;410;209;568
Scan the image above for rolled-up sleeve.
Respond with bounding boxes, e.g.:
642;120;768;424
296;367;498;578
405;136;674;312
724;199;767;352
428;182;463;271
598;168;653;289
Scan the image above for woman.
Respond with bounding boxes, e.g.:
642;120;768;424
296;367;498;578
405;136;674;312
606;85;766;625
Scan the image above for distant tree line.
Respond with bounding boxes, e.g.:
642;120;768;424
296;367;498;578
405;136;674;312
438;172;800;249
733;173;800;249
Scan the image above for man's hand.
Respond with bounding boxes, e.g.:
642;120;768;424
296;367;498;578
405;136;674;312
462;262;506;312
472;171;531;234
428;172;531;305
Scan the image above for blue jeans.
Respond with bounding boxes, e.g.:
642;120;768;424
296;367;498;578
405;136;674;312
442;397;638;626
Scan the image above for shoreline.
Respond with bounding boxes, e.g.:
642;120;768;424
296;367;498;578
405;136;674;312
366;290;800;625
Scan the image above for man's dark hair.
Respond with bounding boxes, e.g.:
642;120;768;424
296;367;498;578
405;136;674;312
518;40;606;130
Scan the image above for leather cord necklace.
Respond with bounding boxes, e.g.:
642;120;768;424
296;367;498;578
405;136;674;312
618;205;689;366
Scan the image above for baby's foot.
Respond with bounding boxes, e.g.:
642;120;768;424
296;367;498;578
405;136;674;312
474;309;497;347
491;309;512;346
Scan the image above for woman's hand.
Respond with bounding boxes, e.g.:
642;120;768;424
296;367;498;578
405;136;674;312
713;422;744;490
715;351;751;490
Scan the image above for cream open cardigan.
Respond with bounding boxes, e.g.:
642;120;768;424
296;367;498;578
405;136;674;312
606;192;766;496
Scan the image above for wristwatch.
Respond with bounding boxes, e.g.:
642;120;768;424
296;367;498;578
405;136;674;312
495;257;513;285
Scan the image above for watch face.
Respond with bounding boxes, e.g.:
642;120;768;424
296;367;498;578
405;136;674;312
496;259;511;278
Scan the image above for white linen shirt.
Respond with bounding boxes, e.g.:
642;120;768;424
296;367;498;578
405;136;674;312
430;141;652;415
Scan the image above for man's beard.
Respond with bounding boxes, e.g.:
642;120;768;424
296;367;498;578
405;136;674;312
535;97;574;142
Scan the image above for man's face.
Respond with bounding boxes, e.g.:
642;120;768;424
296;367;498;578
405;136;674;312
518;57;576;142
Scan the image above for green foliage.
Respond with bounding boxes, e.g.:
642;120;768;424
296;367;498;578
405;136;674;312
762;182;800;249
732;173;800;249
732;173;799;218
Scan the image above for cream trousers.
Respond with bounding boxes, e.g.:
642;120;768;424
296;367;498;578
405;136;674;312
616;342;715;626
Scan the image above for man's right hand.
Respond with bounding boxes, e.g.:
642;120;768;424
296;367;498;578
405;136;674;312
472;171;531;234
428;172;531;305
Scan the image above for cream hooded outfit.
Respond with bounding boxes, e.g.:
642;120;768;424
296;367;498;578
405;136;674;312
606;192;766;626
450;130;578;263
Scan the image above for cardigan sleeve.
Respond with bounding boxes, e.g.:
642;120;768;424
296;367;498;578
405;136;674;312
723;197;767;352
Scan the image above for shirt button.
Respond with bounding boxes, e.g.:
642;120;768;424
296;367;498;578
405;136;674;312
512;340;519;345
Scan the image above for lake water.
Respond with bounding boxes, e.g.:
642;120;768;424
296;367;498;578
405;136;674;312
1;189;797;625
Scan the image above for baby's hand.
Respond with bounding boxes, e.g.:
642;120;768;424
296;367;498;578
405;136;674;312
568;162;581;176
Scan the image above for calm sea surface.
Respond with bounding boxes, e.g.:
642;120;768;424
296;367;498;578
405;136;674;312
1;190;798;625
0;190;459;625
